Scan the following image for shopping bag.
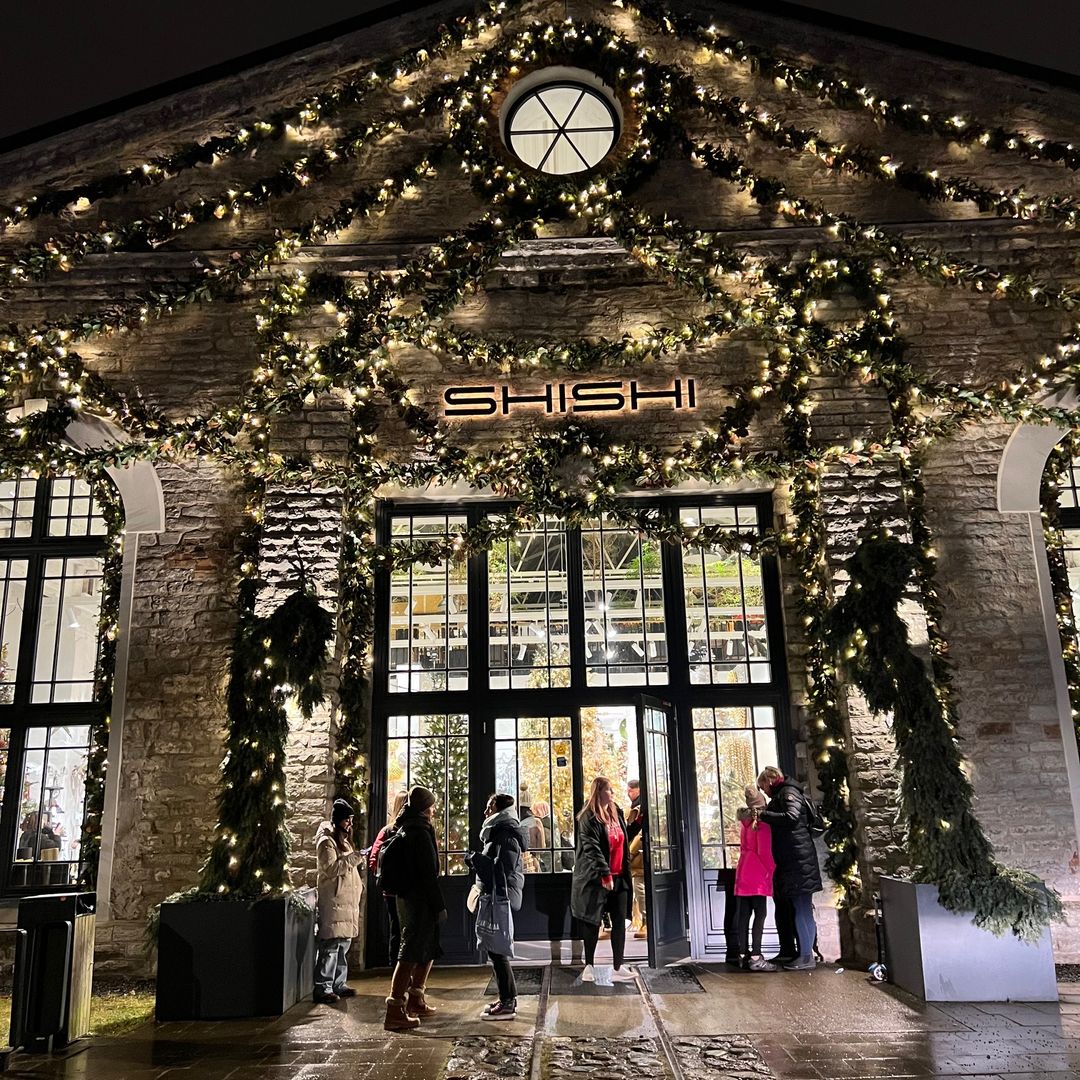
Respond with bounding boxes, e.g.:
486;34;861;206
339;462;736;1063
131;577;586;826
475;892;515;958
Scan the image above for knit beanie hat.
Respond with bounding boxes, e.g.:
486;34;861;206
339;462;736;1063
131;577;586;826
332;798;354;824
408;785;437;812
744;784;766;811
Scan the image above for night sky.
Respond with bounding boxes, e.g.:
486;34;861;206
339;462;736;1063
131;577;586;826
1;0;1078;144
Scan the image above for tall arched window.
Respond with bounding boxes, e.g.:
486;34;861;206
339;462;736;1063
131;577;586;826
0;474;108;890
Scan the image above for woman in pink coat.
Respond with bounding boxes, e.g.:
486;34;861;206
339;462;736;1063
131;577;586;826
733;784;777;972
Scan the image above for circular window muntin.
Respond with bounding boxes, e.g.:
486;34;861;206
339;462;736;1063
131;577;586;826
501;68;623;176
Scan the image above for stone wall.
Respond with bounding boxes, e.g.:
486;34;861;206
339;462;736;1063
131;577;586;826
1;0;1079;971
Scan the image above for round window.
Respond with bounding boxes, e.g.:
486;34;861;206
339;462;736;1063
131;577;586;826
503;72;621;175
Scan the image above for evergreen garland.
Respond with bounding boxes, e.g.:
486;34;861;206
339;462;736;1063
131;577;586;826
2;1;1076;936
825;531;1063;939
1041;437;1080;742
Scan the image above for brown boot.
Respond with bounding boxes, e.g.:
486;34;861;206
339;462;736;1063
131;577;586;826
406;985;437;1018
384;996;420;1031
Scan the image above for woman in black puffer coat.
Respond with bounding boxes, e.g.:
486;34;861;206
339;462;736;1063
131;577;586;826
757;766;822;971
469;794;529;1020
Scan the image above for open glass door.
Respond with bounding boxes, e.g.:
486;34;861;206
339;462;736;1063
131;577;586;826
636;695;690;967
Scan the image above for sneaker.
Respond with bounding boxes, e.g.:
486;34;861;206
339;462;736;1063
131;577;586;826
580;964;595;983
783;956;817;971
482;1000;517;1021
633;929;647;939
313;990;339;1004
610;966;637;983
768;955;796;966
748;955;778;973
334;986;357;998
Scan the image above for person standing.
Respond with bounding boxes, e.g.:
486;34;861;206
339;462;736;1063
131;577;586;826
384;786;445;1031
570;777;636;983
369;790;408;965
734;784;777;972
469;793;529;1021
757;766;822;971
314;798;364;1004
626;780;647;939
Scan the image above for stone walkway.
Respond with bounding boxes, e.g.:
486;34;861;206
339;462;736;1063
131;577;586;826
4;963;1080;1079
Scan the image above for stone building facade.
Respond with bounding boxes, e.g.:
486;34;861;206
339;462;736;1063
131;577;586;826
1;0;1079;974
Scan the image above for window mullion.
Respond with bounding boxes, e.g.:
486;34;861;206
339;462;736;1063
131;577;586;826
565;525;586;689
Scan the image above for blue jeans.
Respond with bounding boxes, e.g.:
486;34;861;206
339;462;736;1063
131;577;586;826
792;893;817;960
315;937;350;994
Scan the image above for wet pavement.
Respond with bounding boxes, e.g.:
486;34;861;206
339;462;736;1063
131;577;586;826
4;962;1080;1079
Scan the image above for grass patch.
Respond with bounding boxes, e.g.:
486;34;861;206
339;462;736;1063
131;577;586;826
0;987;156;1041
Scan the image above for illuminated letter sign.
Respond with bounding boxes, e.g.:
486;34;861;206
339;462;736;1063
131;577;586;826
443;378;697;418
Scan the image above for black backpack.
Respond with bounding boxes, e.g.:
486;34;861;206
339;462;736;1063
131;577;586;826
375;827;410;895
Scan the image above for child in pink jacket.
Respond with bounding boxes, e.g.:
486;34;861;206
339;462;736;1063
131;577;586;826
734;784;777;972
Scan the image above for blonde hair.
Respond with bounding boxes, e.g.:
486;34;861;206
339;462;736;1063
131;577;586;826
757;766;784;792
388;790;408;827
579;776;618;826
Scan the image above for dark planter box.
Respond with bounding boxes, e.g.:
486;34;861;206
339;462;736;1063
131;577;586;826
156;890;316;1020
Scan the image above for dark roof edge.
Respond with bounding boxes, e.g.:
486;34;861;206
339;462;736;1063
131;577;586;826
731;0;1080;92
0;0;447;157
2;0;1079;156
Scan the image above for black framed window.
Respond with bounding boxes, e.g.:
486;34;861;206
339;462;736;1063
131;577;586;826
0;474;108;890
371;494;791;881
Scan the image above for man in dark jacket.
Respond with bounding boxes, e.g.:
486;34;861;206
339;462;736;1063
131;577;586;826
757;766;822;971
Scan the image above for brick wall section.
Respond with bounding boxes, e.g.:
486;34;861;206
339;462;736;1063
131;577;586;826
263;399;351;889
923;426;1080;960
95;461;246;975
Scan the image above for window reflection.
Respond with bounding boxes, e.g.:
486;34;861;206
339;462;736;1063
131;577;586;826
681;507;770;685
0;560;27;704
581;516;667;687
494;716;575;873
386;714;469;874
12;724;90;886
692;706;778;869
32;557;103;703
388;515;468;693
489;519;570;689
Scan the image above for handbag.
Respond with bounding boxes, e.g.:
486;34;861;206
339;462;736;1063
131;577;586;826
466;880;482;914
475;891;515;958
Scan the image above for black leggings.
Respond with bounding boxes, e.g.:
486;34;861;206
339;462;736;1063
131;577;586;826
490;952;517;1003
582;882;628;967
385;894;401;966
735;895;766;957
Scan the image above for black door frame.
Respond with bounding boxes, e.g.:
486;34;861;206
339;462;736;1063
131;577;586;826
366;493;793;965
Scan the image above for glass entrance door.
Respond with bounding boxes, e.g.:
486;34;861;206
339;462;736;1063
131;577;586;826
636;696;690;967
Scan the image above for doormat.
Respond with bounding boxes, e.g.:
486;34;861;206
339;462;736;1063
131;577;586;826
639;965;705;994
483;966;545;996
547;965;640;995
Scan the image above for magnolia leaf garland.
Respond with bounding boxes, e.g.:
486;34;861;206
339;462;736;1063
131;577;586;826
825;532;1062;939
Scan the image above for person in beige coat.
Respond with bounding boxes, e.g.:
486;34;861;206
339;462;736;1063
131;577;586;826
314;798;364;1003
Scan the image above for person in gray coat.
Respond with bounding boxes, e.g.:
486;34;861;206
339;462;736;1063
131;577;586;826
468;793;529;1020
570;777;635;983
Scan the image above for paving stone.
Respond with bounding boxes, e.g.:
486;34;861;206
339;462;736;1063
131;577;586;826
444;1035;531;1080
545;1037;670;1080
674;1035;775;1078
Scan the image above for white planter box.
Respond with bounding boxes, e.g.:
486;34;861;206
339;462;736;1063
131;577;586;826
880;876;1058;1002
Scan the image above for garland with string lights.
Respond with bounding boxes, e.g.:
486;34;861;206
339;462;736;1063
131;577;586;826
825;530;1063;939
3;4;1079;939
1041;437;1080;742
77;477;125;888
